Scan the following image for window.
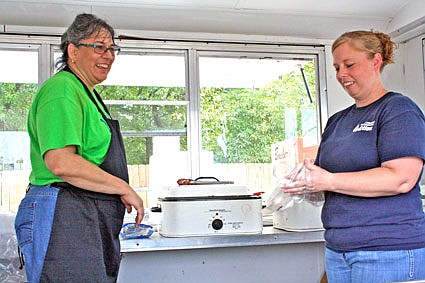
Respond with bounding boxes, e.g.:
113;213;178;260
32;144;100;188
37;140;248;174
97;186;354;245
0;44;39;211
1;36;326;211
100;50;189;190
198;52;320;193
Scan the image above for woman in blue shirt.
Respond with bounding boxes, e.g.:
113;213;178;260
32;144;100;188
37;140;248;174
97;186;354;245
285;30;425;283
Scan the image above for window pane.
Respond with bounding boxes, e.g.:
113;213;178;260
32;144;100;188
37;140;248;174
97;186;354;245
199;55;319;196
0;48;38;212
101;52;189;197
105;104;187;133
104;53;186;99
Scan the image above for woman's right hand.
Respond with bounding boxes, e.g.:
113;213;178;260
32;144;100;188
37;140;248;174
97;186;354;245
120;187;145;227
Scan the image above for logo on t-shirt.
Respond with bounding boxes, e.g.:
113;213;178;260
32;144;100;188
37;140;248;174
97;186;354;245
352;121;375;132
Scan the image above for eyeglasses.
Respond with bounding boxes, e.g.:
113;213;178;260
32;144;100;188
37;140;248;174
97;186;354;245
77;43;121;55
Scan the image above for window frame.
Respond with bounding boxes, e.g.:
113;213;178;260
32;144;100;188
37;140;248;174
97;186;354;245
0;34;328;179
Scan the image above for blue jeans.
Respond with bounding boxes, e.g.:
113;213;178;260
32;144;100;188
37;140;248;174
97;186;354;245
14;185;59;283
325;247;425;283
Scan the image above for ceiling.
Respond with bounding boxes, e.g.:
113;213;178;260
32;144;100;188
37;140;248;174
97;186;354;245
1;0;424;41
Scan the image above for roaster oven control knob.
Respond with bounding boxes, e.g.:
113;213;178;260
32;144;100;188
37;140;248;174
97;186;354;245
212;219;223;230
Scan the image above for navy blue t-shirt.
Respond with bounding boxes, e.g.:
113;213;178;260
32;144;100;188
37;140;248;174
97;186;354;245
317;92;425;252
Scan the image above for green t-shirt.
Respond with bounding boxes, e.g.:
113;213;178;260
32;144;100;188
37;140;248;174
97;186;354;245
28;70;111;185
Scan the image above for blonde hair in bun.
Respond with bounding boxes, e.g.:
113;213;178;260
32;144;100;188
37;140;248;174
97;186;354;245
332;30;395;72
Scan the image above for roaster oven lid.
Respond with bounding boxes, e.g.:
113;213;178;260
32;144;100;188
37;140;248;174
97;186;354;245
161;184;254;198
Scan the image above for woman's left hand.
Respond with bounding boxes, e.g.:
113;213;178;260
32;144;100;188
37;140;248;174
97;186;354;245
282;159;331;194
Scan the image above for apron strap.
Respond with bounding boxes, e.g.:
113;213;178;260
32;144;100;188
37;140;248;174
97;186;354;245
62;66;111;119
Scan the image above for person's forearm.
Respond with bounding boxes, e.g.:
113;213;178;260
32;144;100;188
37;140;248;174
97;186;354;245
329;168;412;197
44;146;132;195
305;157;423;197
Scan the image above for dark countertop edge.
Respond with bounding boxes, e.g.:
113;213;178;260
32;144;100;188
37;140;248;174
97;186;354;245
120;227;325;253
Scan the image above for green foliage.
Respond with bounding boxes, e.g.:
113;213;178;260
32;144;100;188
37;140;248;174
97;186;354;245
200;61;317;163
98;85;186;132
98;85;187;164
0;83;37;131
0;61;317;165
97;85;185;101
123;136;150;165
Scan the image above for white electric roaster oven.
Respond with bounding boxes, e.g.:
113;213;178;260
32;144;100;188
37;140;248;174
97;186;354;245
273;201;323;232
158;181;263;237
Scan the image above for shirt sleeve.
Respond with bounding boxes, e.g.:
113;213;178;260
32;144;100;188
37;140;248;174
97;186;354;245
378;99;425;163
36;91;83;157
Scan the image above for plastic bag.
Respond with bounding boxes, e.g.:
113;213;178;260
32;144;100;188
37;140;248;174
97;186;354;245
120;223;154;240
0;208;26;283
263;161;324;213
120;209;154;240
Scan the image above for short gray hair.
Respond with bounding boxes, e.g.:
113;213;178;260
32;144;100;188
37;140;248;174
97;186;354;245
56;13;116;70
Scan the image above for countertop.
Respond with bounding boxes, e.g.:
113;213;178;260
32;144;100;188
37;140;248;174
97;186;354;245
120;226;325;253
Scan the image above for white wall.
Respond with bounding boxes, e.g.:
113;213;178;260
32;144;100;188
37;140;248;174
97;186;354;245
401;34;425;111
382;34;425;112
382;47;405;95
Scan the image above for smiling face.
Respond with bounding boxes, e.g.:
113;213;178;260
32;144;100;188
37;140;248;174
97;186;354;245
332;41;386;107
67;28;115;90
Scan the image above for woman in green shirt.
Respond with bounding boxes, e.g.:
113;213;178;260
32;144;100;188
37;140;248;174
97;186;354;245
15;13;144;282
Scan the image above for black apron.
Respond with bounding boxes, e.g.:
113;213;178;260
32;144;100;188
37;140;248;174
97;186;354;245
39;67;128;282
85;85;129;184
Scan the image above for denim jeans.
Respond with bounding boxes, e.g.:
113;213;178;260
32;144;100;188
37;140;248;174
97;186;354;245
325;247;425;283
15;183;124;282
14;185;59;283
